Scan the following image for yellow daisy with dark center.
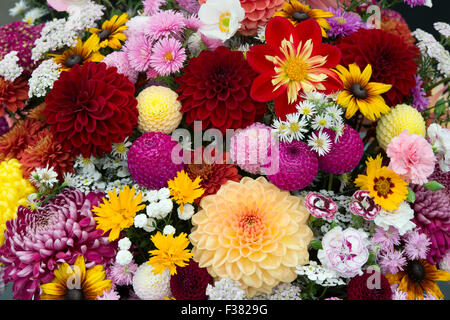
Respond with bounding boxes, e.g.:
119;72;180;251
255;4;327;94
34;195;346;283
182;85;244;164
89;13;129;49
335;63;392;121
273;0;333;37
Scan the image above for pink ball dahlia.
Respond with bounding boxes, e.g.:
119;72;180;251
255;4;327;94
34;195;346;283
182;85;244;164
0;21;44;75
0;189;117;300
127;132;184;190
411;185;450;265
266;140;318;191
317;124;363;174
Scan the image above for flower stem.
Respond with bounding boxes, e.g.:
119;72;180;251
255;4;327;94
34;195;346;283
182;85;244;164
328;174;334;191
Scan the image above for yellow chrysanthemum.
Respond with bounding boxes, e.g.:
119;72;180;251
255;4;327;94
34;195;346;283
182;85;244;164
89;13;129;49
0;158;36;246
376;104;426;150
147;232;193;275
273;0;333;37
136;86;183;134
386;259;450;300
354;154;408;211
189;177;313;297
168;170;204;214
40;255;112;300
92;186;146;241
50;35;104;72
335;63;392;121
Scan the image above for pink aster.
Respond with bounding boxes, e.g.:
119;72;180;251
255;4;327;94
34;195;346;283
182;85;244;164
125;34;154;72
349;190;381;221
109;260;138;286
372;226;401;253
146;10;186;39
379;250;407;274
150;37;186;76
97;286;121;300
304;192;338;221
404;230;431;260
143;0;165;15
387;130;435;185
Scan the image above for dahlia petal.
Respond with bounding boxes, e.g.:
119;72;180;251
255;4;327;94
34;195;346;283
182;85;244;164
265;16;295;49
294;18;323;50
246;44;277;74
274;93;298;121
250;74;284;102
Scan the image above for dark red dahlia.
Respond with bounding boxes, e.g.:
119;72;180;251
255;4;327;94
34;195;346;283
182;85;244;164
170;260;213;300
176;46;267;133
337;28;417;107
347;270;392;300
44;62;138;158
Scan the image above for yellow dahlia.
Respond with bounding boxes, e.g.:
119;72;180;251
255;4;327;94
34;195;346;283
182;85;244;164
376;104;426;151
89;13;129;49
354;154;408;211
273;0;333;37
40;255;112;300
0;158;36;246
136;86;183;134
189;177;313;297
147;232;193;276
335;63;392;121
168;170;204;214
92;186;146;241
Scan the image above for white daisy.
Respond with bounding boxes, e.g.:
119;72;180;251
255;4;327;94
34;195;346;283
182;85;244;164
34;165;59;189
326;104;344;120
285;113;308;141
311;114;333;131
296;101;317;119
307;131;332;156
9;0;28;17
271;119;289;142
23;7;47;25
332;122;345;143
63;172;77;187
302;91;327;104
75;155;97;173
111;137;131;160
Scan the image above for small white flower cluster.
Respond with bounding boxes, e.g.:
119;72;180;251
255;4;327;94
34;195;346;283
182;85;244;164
0;51;23;82
272;91;345;156
295;261;345;287
434;22;450;38
28;59;61;98
206;278;247;300
65;1;105;33
413;28;450;77
255;25;266;43
252;283;302;300
116;237;133;266
30;165;59;192
9;0;28;17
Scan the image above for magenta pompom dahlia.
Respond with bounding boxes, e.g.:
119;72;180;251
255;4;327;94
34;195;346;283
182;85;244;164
127;132;184;189
0;21;44;75
0;189;117;300
266;140;318;191
317;124;363;174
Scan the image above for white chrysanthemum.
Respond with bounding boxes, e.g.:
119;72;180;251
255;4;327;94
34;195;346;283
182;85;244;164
157;188;171;200
163;225;176;235
141;189;159;203
0;51;23;82
374;201;416;235
134;214;148;228
146;202;161;218
32;165;59;189
157;199;173;218
177;203;195;221
116;250;133;266
9;0;28;17
206;278;246;300
143;217;156;233
187;32;204;56
111;137;131;160
23;7;47;25
118;237;132;250
132;264;171;300
296;101;317;118
285;113;308;142
28;59;61;98
307;131;331;156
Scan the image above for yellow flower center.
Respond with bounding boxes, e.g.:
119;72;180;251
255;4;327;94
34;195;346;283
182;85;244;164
289;122;300;132
315;138;324;148
336;17;347;25
218;12;231;33
318;119;327;127
115;143;126;154
284;57;307;82
374;177;394;198
164;51;174;61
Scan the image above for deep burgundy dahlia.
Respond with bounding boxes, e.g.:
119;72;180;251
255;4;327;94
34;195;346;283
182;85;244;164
0;189;116;300
0;115;9;135
44;62;139;158
176;46;267;133
347;270;392;300
337;28;417;107
170;260;213;300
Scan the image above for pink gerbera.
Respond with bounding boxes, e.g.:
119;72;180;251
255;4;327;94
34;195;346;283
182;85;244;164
146;10;186;39
125;34;154;72
150;37;186;76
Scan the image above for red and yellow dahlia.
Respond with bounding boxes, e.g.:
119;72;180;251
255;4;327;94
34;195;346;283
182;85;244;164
247;17;342;119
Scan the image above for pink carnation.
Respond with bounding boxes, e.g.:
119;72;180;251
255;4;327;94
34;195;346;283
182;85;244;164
387;130;435;185
304;192;338;221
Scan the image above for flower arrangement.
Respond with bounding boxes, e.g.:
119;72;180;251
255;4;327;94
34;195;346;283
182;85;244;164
0;0;449;302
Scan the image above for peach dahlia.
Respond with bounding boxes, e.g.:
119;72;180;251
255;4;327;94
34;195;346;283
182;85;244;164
189;177;313;297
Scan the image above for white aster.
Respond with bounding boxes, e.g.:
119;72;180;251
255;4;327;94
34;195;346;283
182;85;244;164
296;100;317;118
271;119;289;142
33;165;59;189
255;25;266;43
9;0;28;17
23;7;47;25
284;113;308;141
307;131;332;156
111;137;131;160
311;114;333;130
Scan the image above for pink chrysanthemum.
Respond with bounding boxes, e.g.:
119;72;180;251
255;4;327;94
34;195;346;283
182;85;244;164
103;51;139;84
125;34;154;72
304;192;338;221
404;230;431;260
143;0;165;15
379;250;407;274
109;261;138;286
97;287;121;300
177;0;200;13
349;190;381;221
184;15;203;30
372;226;401;253
146;10;186;39
150;38;186;76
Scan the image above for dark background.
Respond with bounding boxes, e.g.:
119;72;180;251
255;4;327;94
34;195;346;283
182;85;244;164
0;0;449;300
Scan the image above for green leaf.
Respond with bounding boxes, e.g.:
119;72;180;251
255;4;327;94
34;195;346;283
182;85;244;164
310;240;322;250
434;98;446;118
366;251;377;265
329;221;338;230
423;181;444;191
406;186;416;203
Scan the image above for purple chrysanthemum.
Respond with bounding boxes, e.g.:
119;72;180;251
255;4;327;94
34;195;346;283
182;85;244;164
146;10;186;40
404;230;431;260
0;21;44;76
143;0;165;15
372;226;401;253
125;34;154;72
127;132;184;190
411;75;430;112
109;261;138;286
403;0;428;8
326;7;364;38
379;250;407;274
0;189;117;300
177;0;200;13
150;37;186;76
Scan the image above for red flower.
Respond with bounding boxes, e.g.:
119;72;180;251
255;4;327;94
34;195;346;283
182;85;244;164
170;260;213;300
246;17;342;120
337;28;417;107
0;76;28;117
347;270;392;300
44;62;138;158
176;46;266;133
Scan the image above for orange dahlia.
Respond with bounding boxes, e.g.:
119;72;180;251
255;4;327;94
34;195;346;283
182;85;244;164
0;76;29;117
189;177;313;297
